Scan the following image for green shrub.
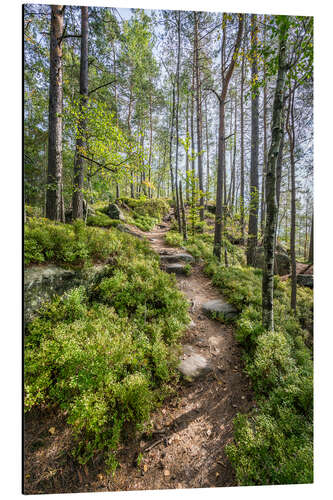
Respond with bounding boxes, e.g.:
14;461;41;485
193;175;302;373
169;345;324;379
24;237;190;469
87;212;120;228
164;231;184;247
174;233;313;486
24;218;123;267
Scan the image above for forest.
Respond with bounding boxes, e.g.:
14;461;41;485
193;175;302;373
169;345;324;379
23;4;313;494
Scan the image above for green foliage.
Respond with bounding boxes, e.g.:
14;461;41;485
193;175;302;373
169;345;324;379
87;212;120;228
118;197;169;219
172;233;313;485
164;231;184;247
24;218;122;267
25;239;190;468
132;214;159;232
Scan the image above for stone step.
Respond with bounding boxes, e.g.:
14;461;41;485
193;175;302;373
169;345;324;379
160;253;194;264
202;299;239;321
177;344;213;378
164;263;189;275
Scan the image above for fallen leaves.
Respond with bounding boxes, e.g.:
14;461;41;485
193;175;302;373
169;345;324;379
48;427;56;435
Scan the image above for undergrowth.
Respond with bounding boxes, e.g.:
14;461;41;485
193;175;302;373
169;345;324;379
165;229;313;485
24;225;190;471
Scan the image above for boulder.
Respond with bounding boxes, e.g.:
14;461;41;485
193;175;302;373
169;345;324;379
255;246;290;276
164;263;189;275
178;345;213;378
104;203;126;221
202;299;239;321
297;274;313;288
24;263;110;324
160;253;195;264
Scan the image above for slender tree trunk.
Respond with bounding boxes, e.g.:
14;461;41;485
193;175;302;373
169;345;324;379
247;14;259;267
286;87;297;310
260;15;267;235
46;5;65;221
205;98;210;205
169;81;176;201
179;181;187;241
185;94;190;201
213;14;243;260
308;213;313;263
262;29;289;331
175;11;182;232
194;12;204;221
240;25;246;243
72;6;88;220
148;92;153;199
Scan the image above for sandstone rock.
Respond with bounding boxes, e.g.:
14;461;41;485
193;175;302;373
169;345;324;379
160;253;194;264
164;263;188;275
178;345;213;378
104;203;125;221
24;263;110;324
202;299;239;321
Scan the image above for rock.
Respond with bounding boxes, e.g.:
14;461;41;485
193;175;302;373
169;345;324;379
117;224;145;239
160;253;194;264
255;246;290;276
178;345;213;378
164;263;188;275
297;274;313;288
202;299;239;321
24;263;111;324
104;203;126;221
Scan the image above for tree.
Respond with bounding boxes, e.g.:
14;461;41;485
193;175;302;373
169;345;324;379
246;14;259;267
262;16;290;330
213;14;243;260
72;6;88;220
46;5;65;221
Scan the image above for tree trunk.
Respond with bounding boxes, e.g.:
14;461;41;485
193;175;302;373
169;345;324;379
148;92;153;199
185;95;190;201
205;98;210;205
72;6;88;220
240;23;246;243
286;87;297;310
46;5;65;221
213;14;243;260
179;181;187;241
246;14;259;267
260;15;267;234
175;11;182;233
308;213;313;263
262;28;289;331
194;12;204;221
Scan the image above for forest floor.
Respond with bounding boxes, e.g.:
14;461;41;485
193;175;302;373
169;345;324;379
24;220;255;494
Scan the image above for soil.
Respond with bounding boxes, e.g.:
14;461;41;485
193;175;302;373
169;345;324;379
23;222;255;494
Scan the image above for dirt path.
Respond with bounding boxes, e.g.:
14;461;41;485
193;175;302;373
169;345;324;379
107;224;254;491
24;222;254;494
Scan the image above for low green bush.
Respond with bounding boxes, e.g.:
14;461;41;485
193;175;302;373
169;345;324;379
87;212;120;228
24;218;123;267
25;239;190;470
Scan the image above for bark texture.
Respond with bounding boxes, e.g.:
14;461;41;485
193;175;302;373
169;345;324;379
46;5;64;221
262;31;288;330
72;6;89;220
